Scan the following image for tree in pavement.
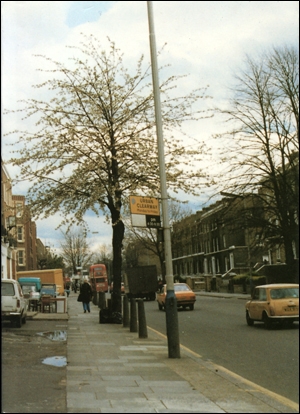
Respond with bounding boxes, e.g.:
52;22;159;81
5;35;212;314
214;46;299;278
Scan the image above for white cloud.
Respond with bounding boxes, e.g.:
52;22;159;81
1;1;298;249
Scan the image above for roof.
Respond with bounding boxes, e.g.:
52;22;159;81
255;283;299;288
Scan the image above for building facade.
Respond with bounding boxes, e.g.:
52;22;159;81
1;162;38;278
12;195;38;272
1;162;17;279
171;194;271;279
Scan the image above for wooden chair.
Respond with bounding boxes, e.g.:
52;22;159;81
41;295;56;313
29;299;40;312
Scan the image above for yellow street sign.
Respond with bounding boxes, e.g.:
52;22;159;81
129;196;160;216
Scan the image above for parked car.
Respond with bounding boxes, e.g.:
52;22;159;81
21;285;41;300
156;283;196;311
40;283;57;297
1;279;28;327
245;283;299;329
110;282;125;294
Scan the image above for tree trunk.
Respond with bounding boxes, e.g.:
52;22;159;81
111;216;125;314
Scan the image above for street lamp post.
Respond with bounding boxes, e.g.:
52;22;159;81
147;1;180;358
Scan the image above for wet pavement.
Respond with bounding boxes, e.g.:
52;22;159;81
65;292;298;413
2;291;299;413
1;319;67;413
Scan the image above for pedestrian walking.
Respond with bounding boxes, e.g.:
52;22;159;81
79;279;93;313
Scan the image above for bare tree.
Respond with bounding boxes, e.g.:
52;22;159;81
92;243;113;282
60;227;94;276
93;243;112;263
37;246;65;270
214;45;299;276
5;35;211;313
124;201;193;280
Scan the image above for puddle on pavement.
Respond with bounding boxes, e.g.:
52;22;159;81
42;356;67;367
37;330;67;341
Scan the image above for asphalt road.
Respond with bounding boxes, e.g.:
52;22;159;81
144;295;299;404
1;320;68;413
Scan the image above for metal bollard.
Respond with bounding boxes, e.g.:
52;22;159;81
123;295;129;328
130;298;138;332
98;292;106;309
137;299;148;338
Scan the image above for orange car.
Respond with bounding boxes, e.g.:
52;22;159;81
245;283;299;329
110;282;125;294
156;283;196;311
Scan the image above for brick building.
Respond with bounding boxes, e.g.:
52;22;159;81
1;161;38;278
1;162;17;279
171;193;269;279
12;195;38;272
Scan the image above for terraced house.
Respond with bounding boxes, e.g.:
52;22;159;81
171;190;298;290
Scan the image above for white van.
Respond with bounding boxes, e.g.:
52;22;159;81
1;279;28;327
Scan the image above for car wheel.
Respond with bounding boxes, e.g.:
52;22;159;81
263;312;272;329
15;315;22;328
158;302;163;311
284;320;294;328
246;311;254;326
189;304;194;310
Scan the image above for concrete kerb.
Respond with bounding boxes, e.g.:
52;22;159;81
27;311;69;320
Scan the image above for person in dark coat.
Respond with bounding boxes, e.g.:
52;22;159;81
80;279;93;313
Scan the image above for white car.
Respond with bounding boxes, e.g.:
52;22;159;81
1;279;28;328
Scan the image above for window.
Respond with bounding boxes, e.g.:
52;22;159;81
292;241;297;259
1;282;15;296
276;244;281;261
223;235;226;249
254;288;267;301
17;226;23;241
95;278;106;283
259;289;267;301
270;288;299;299
16;202;23;218
18;250;25;266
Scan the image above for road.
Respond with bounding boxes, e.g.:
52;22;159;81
144;294;299;404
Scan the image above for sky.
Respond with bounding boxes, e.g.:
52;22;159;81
1;1;299;254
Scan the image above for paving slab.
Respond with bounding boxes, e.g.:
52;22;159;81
30;292;298;413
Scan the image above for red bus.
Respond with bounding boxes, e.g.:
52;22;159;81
89;264;109;296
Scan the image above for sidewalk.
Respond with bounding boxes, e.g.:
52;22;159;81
27;291;298;413
60;292;298;413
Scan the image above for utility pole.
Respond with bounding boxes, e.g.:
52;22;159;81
147;1;180;358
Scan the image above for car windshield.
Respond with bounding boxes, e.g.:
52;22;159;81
1;282;15;296
270;288;299;299
22;285;36;294
174;284;190;292
41;286;55;293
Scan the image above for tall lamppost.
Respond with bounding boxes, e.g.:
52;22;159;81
147;1;180;358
